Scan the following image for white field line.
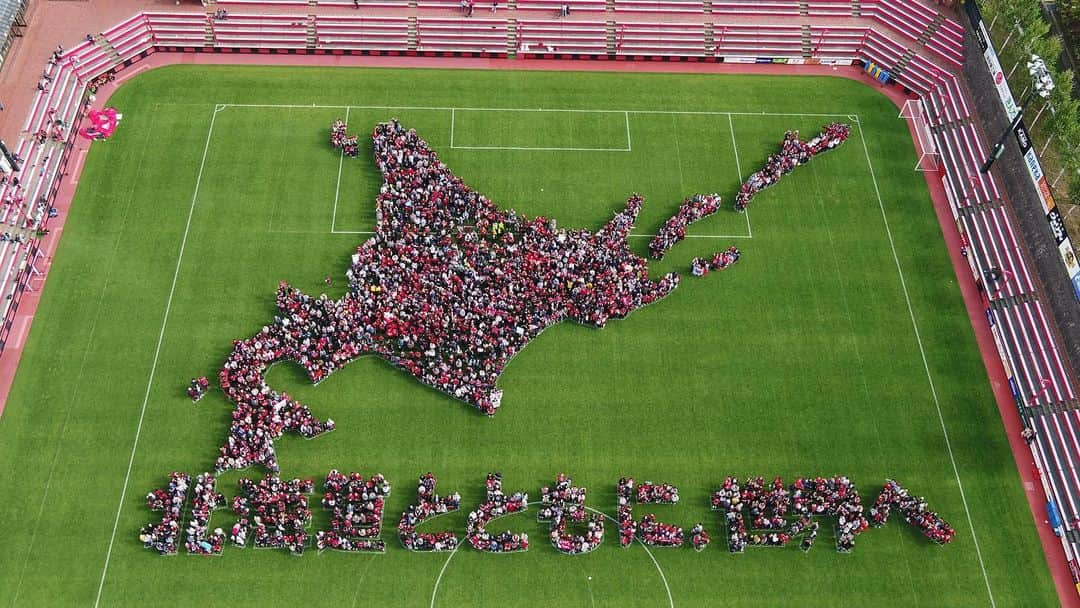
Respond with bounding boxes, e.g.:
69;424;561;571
448;108;632;152
429;502;673;608
331;106;350;233
93;105;221;608
324;104;761;237
220;103;850;119
726;114;752;238
450;145;630;152
855;119;996;608
287;229;749;238
727;113;743;181
11;112;160;608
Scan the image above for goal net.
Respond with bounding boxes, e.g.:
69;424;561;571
899;99;939;172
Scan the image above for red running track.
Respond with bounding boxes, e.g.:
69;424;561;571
0;51;1073;607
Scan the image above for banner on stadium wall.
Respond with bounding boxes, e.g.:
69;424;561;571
966;2;1021;120
1048;207;1068;246
984;45;1020;119
1060;239;1080;275
724;56;756;64
1014;120;1033;154
787;57;806;65
820;58;854;66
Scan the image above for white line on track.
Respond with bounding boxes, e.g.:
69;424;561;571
92;105;221;608
855;119;996;608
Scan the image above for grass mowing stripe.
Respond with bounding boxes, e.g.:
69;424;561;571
855;118;996;608
9;111;161;608
93;105;220;607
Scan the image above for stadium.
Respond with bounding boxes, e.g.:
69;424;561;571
0;0;1078;605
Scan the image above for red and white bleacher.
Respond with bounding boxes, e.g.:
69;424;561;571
807;26;866;59
615;22;704;56
517;0;607;13
517;20;606;55
923;73;968;126
711;1;799;16
211;14;308;49
994;301;1075;407
315;15;409;50
102;15;156;63
713;24;801;57
959;206;1036;300
417;18;507;53
145;13;209;47
861;0;962;68
614;0;703;14
316;0;411;7
807;0;854;17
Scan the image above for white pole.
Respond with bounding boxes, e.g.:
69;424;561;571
1001;29;1015;51
1008;60;1021;79
989;14;998;30
1040;133;1054;155
1031;102;1050;129
1051;168;1066;188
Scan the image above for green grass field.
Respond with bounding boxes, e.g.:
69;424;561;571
0;64;1057;607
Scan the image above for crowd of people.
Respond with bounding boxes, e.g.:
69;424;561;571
399;473;461;551
186;472;226;555
870;479;955;544
648;194;721;260
617;477;636;547
689;523;710;551
636;481;679;504
187;376;209;402
316;471;391;552
711;476;867;553
734;123;851;212
232;475;314;555
691;246;741;277
139;472;189;555
638;513;684;547
466;473;529;552
214;284;338;472
616;477;684;547
331;120;359;157
207;121;687;473
538;474;604;555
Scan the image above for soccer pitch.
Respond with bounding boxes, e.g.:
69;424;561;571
0;64;1057;606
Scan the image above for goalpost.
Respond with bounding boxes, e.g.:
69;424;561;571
899;99;940;172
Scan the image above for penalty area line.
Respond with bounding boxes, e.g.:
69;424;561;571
429;503;673;608
93;105;221;608
855;119;996;608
